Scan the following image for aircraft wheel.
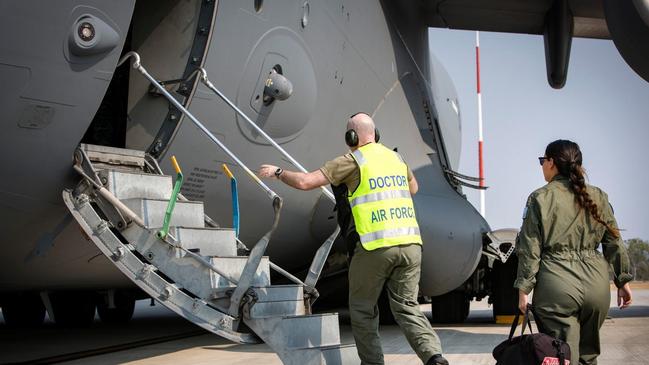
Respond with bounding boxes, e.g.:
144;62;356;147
97;291;135;324
50;291;96;327
491;256;519;320
430;291;470;323
1;292;46;327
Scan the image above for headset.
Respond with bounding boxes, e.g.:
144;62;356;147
345;112;380;147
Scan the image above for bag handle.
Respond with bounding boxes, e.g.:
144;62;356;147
508;304;535;340
510;306;567;365
553;339;567;365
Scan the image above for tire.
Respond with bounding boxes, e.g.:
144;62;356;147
491;256;519;320
97;291;135;324
50;291;96;327
1;292;46;327
430;291;470;324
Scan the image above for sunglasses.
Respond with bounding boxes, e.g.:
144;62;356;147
538;157;550;166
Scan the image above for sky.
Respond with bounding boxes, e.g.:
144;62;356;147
428;29;649;241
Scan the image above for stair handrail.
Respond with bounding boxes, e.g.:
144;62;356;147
118;52;280;203
119;52;284;317
196;68;341;302
196;68;335;202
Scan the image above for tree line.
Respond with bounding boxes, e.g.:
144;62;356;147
626;238;649;281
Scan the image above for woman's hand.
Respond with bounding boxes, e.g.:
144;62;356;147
618;283;633;309
518;290;529;314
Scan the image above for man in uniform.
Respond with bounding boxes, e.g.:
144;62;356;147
258;112;448;365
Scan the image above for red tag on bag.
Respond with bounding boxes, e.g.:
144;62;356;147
542;358;570;365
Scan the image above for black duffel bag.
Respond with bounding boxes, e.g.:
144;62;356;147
493;304;571;365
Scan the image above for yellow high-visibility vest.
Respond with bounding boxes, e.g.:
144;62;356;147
348;143;422;250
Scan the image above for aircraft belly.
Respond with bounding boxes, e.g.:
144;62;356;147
0;195;130;290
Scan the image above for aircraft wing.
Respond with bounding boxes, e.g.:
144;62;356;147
423;0;649;87
425;0;609;39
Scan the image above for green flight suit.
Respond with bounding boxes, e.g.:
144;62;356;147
514;175;633;365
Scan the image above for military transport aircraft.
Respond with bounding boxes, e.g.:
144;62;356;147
0;1;647;361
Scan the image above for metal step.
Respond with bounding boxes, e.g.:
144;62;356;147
81;143;145;169
156;255;270;300
170;226;237;257
98;170;172;200
207;256;271;289
281;313;341;350
243;285;306;319
121;224;269;299
243;311;354;364
246;313;341;351
122;198;205;228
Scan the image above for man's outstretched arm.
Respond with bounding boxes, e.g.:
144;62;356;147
258;164;329;191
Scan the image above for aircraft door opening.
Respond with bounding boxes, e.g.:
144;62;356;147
118;0;216;156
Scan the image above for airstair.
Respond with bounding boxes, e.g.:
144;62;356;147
63;52;357;364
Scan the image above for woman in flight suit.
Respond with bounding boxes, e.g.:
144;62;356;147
514;139;633;364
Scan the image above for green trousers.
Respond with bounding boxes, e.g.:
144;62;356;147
532;252;611;365
348;243;442;365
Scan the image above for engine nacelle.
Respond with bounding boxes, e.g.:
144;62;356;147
604;0;649;83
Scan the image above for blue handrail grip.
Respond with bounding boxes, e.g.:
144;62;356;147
230;177;240;238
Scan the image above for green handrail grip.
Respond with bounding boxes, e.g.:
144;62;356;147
158;156;184;239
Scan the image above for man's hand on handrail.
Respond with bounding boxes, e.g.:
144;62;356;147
258;164;329;191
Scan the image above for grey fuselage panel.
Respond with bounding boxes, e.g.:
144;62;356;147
0;1;136;291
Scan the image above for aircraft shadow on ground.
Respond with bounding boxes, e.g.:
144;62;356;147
0;315;214;363
436;329;508;355
607;305;649;318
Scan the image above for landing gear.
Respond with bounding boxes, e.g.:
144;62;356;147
491;256;519;320
97;291;135;324
430;291;470;323
49;291;96;327
1;292;46;327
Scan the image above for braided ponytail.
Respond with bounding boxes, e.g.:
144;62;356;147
545;140;620;238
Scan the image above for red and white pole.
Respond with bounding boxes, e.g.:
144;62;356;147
476;31;485;217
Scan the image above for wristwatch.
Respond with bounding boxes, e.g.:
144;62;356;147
274;167;284;178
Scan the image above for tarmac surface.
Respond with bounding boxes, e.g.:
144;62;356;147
1;284;648;365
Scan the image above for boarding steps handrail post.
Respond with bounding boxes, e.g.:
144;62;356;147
196;68;341;302
118;51;283;318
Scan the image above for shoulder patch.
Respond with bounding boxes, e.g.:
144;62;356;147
522;194;535;220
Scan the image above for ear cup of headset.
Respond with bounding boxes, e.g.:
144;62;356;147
345;129;358;147
346;128;380;147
